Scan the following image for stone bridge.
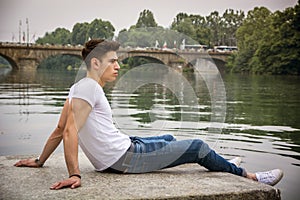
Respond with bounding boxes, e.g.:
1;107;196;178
0;43;230;71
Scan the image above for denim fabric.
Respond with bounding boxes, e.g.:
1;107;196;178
109;134;245;176
130;134;176;153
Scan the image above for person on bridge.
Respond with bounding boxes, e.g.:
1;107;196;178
14;39;283;190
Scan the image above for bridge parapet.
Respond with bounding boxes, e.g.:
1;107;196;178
0;43;82;70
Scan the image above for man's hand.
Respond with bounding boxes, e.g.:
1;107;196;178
50;176;81;190
14;158;41;168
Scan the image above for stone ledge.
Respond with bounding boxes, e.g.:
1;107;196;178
0;153;281;200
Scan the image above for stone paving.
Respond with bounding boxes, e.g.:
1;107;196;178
0;153;281;200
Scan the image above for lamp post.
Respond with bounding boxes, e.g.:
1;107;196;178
19;20;22;43
26;18;29;46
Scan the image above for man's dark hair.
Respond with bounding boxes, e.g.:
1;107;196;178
81;39;120;69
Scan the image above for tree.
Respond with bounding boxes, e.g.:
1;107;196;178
36;28;71;44
188;14;210;45
87;19;115;40
37;19;115;45
233;7;272;73
171;13;189;28
228;3;300;75
253;4;300;74
171;13;209;45
222;9;245;46
136;9;158;28
38;54;81;70
117;9;162;48
171;18;196;41
206;11;222;46
71;22;89;44
171;10;245;47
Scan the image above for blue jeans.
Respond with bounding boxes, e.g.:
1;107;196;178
109;135;246;177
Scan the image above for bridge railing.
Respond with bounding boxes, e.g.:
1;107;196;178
1;42;235;54
0;42;83;49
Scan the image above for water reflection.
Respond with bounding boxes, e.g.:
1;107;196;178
1;68;299;155
0;68;300;199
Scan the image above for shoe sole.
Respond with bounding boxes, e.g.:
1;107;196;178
229;157;242;167
270;169;284;186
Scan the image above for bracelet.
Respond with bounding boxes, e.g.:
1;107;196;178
34;157;44;167
69;174;81;179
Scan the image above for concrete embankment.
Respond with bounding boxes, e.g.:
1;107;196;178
0;153;281;200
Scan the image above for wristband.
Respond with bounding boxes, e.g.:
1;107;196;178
69;174;81;179
34;157;44;167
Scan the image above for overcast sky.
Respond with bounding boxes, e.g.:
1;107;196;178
0;0;298;42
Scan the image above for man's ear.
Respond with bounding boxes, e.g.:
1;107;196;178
91;58;100;69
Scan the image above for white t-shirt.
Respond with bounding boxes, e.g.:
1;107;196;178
68;77;131;171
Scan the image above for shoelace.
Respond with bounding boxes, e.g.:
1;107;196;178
257;171;275;183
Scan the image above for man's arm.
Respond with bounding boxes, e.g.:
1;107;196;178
50;98;92;190
14;99;69;167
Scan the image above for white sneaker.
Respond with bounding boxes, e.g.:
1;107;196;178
255;169;283;186
228;157;242;167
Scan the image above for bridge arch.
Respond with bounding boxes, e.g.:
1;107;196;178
186;57;227;73
118;51;168;66
0;44;82;70
211;58;226;72
119;54;165;67
0;54;18;69
118;50;188;71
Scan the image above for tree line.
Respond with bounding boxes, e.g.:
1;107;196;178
36;2;300;75
36;18;115;45
228;3;300;75
36;9;244;47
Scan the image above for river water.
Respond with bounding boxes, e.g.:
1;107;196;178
0;67;299;200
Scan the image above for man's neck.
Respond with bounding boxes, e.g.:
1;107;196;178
86;73;105;87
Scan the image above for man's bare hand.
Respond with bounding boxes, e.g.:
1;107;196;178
50;177;81;190
14;158;40;168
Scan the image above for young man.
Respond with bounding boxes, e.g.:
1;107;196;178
14;39;283;190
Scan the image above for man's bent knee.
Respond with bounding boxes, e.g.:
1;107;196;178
192;139;211;159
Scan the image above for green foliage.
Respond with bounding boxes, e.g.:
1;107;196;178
117;27;192;48
230;3;300;75
33;5;299;75
232;7;272;73
222;9;245;46
71;22;89;45
88;19;115;40
170;10;244;46
136;9;158;28
36;28;71;44
38;55;82;71
225;52;237;72
122;57;163;68
36;19;115;45
117;10;193;48
171;17;196;41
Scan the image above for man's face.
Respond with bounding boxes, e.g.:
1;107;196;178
100;51;120;83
